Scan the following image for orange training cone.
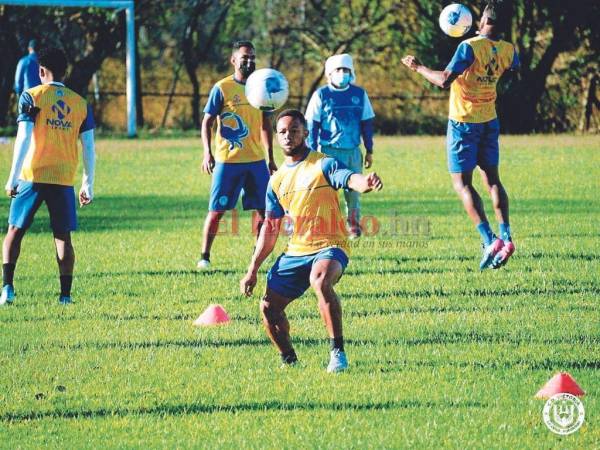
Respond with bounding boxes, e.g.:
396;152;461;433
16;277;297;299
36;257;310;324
535;372;585;399
193;304;230;326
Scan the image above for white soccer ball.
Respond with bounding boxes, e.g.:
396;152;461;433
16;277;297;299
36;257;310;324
439;3;472;38
245;68;289;112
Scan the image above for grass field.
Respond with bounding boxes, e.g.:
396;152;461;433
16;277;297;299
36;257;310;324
0;134;598;449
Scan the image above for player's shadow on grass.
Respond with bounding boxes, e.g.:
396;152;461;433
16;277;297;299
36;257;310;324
0;398;489;423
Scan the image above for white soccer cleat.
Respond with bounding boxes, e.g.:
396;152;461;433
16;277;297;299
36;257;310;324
0;285;15;306
327;349;349;373
196;259;211;270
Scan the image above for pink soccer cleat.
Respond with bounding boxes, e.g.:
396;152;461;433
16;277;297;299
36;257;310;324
491;241;515;269
479;238;504;271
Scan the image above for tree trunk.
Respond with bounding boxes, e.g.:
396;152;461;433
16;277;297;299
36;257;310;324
578;71;597;133
501;14;578;133
0;9;20;127
65;15;124;95
182;19;200;129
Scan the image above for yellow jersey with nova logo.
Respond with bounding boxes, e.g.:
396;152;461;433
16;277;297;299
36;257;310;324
204;75;266;163
448;36;517;123
18;83;93;186
267;151;352;256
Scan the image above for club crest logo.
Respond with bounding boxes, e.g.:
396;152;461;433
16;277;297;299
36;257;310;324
220;112;249;151
542;393;585;435
351;96;360;105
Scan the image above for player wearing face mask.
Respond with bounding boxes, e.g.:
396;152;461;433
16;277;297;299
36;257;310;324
305;54;376;239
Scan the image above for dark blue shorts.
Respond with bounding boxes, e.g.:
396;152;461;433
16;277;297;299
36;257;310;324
8;181;77;233
446;118;500;173
266;247;349;300
209;160;270;211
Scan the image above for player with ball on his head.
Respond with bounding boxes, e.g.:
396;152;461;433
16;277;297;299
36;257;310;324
402;1;520;270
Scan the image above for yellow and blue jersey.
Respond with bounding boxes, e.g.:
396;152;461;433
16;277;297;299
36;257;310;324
266;150;354;256
204;75;266;163
17;83;94;186
446;35;519;123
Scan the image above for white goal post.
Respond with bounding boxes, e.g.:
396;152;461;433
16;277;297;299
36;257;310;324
1;0;137;137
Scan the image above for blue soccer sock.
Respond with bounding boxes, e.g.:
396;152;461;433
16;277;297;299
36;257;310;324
476;221;496;245
499;223;512;242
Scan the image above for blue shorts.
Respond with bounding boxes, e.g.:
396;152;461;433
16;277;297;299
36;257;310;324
209;160;270;211
267;247;349;300
446;118;500;173
8;181;77;233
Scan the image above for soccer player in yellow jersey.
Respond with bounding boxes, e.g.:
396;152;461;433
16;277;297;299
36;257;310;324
240;109;382;373
1;47;95;306
402;2;519;270
197;40;276;269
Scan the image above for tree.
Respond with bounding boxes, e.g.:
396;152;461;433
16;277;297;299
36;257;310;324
262;0;404;109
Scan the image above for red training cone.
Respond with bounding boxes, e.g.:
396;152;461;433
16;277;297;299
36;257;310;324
193;304;230;326
535;372;585;399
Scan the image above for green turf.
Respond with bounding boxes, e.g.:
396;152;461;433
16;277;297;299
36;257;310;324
0;135;598;449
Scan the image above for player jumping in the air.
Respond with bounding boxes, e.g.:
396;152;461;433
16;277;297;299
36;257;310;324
240;109;382;372
402;1;519;270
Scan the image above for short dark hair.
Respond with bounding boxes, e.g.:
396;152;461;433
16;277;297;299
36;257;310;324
276;109;307;128
483;1;504;26
232;40;254;53
37;47;68;80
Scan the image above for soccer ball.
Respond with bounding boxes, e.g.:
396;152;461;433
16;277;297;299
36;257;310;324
245;68;289;112
439;3;472;38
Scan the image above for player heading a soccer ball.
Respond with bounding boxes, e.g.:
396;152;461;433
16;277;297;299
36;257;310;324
240;109;382;373
401;1;519;270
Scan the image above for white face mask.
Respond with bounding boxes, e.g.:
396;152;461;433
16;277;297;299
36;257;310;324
330;71;351;88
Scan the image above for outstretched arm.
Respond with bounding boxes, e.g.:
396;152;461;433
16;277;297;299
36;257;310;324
240;217;282;296
402;55;458;89
347;172;383;193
